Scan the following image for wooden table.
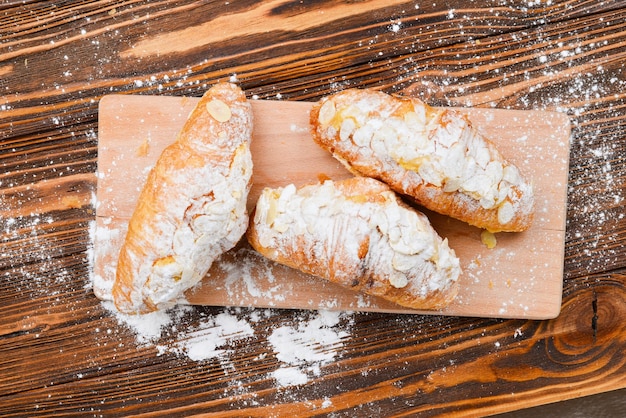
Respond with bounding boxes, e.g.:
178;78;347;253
1;1;625;416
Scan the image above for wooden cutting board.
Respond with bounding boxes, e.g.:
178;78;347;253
93;94;571;319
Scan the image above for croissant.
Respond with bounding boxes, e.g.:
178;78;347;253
112;83;253;314
309;88;534;232
246;177;461;310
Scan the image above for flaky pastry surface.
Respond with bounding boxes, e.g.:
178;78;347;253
247;177;461;310
310;88;534;232
112;83;253;314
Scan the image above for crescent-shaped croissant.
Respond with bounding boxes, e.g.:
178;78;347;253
112;83;253;314
310;88;534;232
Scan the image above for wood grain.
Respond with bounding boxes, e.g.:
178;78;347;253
1;1;626;417
94;95;570;319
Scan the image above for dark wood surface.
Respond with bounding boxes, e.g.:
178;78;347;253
1;1;625;416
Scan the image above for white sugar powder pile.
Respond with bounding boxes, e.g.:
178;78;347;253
103;301;254;359
267;310;351;387
173;312;255;361
101;299;353;388
101;301;185;345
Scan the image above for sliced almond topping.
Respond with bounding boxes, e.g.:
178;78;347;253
497;201;515;225
265;191;280;226
136;138;150;157
389;271;409;288
480;230;497;249
153;255;176;267
340;118;356;142
318;100;336;126
206;98;232;122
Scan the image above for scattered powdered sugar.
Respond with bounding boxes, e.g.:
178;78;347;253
218;247;285;303
171;311;255;361
102;301;179;344
99;295;353;387
267;310;351;386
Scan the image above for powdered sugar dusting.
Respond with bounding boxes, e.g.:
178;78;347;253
97;281;353;387
174;311;255;361
101;300;179;345
268;310;351;386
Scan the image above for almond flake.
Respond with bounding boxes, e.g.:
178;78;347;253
206;99;232;122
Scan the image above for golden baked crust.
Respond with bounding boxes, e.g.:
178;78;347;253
247;177;461;310
112;83;253;314
309;88;534;232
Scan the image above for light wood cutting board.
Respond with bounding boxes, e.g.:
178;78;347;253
93;94;571;319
